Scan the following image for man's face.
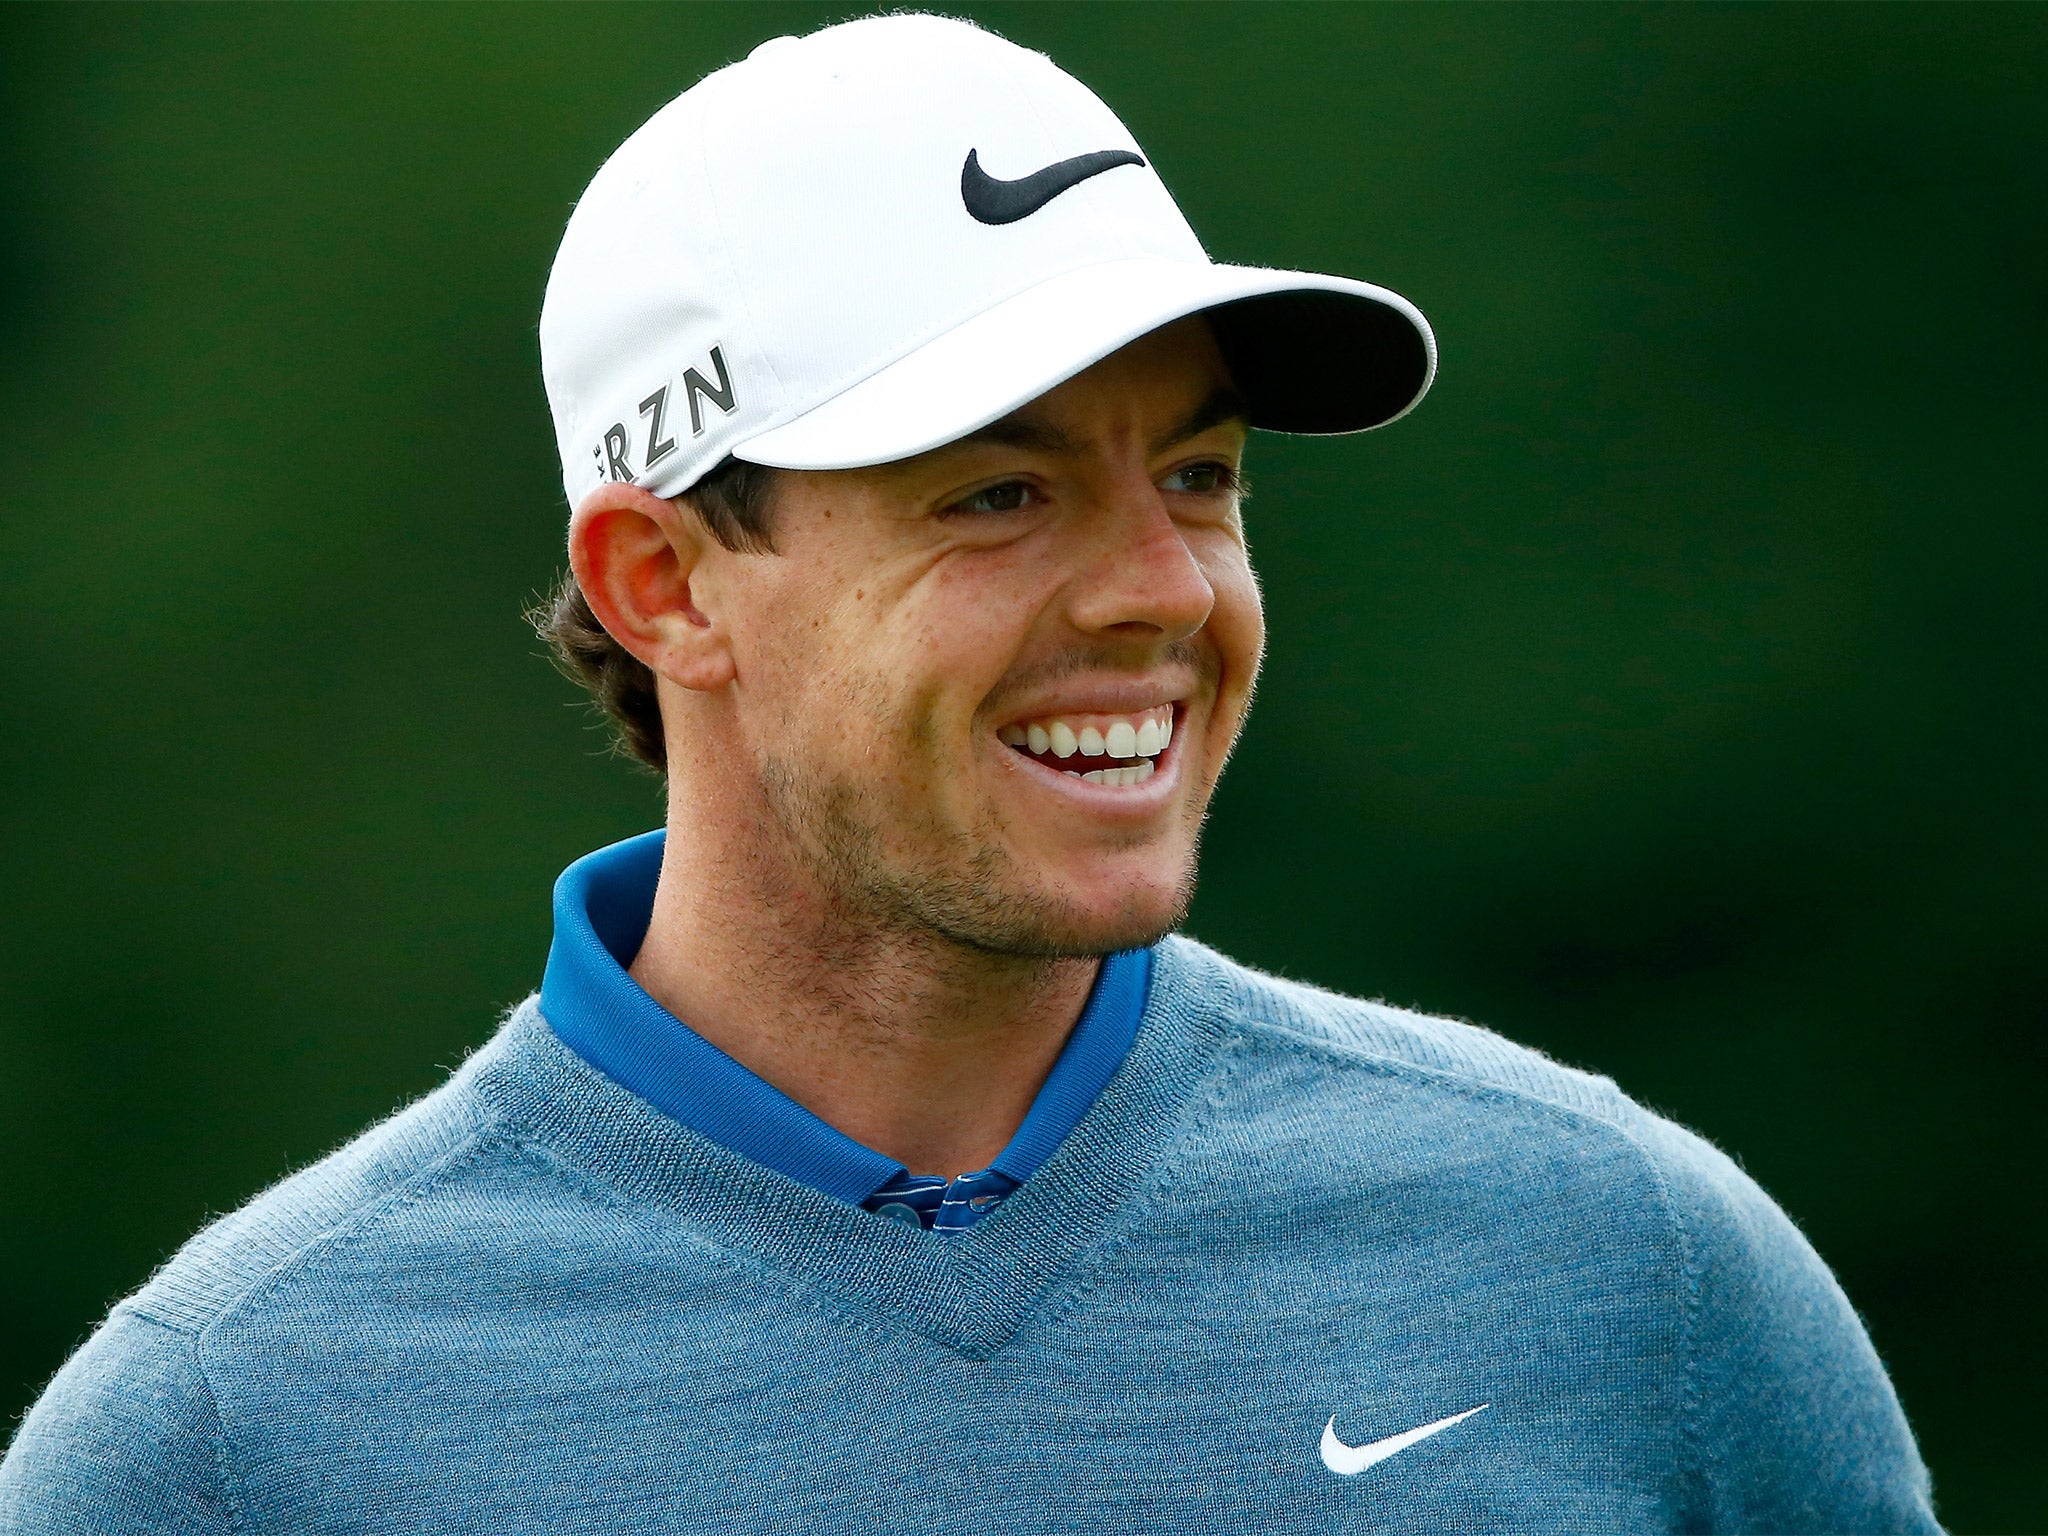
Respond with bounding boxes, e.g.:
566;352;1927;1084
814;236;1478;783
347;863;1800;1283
708;318;1263;956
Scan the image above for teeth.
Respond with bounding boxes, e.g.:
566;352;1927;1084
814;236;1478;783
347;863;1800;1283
1077;761;1156;788
1005;708;1175;763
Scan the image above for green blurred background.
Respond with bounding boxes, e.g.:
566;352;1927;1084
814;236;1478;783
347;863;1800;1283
2;3;2041;1524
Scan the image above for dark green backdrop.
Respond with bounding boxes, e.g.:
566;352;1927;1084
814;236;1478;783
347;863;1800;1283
3;4;2042;1526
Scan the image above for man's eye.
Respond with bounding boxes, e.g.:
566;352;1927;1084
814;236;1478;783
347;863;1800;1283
1161;461;1237;495
950;481;1035;515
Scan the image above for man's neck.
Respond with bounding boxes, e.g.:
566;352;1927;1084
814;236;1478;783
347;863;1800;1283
627;818;1099;1179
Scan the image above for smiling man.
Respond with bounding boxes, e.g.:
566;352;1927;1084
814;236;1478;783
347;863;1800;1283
563;320;1260;1197
0;15;1937;1535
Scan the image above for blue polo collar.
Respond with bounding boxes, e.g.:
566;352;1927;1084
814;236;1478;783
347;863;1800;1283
538;830;1153;1206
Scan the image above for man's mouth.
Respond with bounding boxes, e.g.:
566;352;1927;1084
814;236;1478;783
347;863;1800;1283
996;704;1174;787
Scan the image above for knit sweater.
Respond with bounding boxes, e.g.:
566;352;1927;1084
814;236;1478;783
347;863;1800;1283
0;936;1938;1533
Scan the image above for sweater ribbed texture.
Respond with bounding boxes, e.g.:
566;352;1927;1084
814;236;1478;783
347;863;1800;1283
0;936;1939;1533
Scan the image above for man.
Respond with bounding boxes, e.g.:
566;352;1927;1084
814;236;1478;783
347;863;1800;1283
0;14;1936;1533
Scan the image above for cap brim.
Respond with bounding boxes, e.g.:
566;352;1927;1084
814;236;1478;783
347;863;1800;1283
731;257;1435;473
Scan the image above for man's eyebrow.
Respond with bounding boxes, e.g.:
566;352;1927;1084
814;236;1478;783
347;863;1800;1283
955;413;1077;455
1149;384;1251;455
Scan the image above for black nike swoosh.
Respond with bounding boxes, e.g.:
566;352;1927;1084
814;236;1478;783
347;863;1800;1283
960;147;1147;226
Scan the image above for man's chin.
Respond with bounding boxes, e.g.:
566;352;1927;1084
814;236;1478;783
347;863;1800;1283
759;753;1198;958
915;871;1194;961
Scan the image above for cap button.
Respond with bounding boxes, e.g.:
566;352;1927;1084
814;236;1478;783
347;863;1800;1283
748;35;798;61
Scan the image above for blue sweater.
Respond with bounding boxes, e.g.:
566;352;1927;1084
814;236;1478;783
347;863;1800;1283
0;937;1937;1533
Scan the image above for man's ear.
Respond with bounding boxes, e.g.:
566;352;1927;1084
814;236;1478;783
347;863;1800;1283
567;482;737;692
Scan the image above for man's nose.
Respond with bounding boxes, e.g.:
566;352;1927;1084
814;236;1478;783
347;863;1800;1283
1063;481;1216;644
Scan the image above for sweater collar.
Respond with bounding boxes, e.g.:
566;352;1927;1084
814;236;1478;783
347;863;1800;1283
482;935;1238;1359
538;830;1152;1204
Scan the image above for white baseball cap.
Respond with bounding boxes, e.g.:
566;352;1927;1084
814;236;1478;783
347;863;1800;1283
540;12;1435;510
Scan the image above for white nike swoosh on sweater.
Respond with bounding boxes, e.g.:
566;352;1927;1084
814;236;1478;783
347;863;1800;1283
1318;1404;1490;1476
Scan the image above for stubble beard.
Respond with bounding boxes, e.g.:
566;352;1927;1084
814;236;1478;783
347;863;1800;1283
754;751;1201;961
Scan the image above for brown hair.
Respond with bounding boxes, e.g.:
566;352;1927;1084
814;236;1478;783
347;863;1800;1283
531;456;781;772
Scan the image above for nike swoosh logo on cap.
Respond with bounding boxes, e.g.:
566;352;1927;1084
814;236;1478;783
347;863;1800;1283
959;147;1146;225
1318;1404;1489;1477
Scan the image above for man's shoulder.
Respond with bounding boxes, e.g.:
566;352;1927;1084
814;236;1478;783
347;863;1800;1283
0;1018;532;1531
1165;934;1640;1125
1159;934;1764;1220
121;1022;517;1341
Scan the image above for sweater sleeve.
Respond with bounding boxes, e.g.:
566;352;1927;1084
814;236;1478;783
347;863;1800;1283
0;1308;234;1535
1641;1118;1941;1534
